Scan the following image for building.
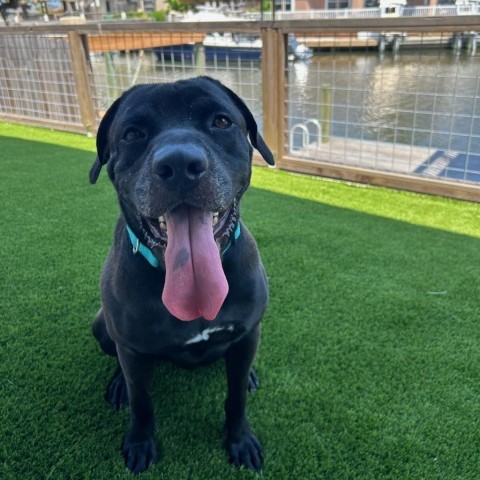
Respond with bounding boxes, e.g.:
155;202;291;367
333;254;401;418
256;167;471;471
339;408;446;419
275;0;457;10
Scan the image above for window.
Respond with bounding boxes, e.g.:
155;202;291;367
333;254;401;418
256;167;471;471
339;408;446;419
327;0;350;8
274;0;292;10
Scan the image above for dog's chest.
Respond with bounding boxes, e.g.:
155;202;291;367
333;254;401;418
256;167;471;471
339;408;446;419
184;324;235;346
161;323;240;367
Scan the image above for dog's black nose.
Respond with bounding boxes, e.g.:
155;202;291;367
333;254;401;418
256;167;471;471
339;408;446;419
152;145;208;189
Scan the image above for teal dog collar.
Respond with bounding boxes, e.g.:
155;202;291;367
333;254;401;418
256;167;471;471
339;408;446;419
126;222;241;269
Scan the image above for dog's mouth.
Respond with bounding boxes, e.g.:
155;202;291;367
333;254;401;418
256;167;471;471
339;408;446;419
137;201;238;322
140;200;237;251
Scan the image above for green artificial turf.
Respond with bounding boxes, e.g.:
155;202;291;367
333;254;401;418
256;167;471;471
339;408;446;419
1;122;480;479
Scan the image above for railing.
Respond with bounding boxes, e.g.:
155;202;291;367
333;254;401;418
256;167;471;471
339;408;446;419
247;5;480;20
247;7;382;20
0;16;479;201
402;5;479;17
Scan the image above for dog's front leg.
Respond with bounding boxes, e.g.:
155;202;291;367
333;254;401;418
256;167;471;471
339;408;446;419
117;347;158;474
224;324;263;472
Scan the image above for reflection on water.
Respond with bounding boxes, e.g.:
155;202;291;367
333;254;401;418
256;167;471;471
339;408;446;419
288;50;480;153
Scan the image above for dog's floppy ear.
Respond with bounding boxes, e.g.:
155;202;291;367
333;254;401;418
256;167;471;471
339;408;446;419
203;77;275;166
89;94;124;184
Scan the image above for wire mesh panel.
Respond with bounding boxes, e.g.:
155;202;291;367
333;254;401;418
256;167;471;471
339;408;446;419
286;31;480;184
0;34;83;129
0;21;478;197
88;30;263;129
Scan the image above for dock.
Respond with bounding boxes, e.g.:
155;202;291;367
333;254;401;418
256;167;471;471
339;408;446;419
305;36;378;49
87;32;205;53
290;136;477;182
85;31;476;55
304;32;477;52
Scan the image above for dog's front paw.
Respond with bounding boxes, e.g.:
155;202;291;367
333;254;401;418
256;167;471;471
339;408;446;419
122;434;158;475
227;432;263;472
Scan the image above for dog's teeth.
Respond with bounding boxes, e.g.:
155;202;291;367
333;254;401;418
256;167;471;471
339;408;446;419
212;212;219;226
158;216;167;230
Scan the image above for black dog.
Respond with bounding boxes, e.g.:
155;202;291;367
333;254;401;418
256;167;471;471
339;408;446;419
89;77;274;474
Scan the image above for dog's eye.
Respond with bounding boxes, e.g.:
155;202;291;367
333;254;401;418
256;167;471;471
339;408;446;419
213;115;232;129
122;128;145;143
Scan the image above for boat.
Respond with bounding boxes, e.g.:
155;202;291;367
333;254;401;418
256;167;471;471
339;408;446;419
154;8;313;62
288;35;314;61
154;32;313;62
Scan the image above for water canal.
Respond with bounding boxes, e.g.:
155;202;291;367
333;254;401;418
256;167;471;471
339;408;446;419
91;47;480;181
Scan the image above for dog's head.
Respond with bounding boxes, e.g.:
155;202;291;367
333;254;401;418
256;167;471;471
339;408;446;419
90;77;274;321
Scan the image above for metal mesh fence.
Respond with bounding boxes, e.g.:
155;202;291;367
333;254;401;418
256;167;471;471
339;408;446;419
88;31;263;129
286;31;480;184
0;23;479;195
0;34;82;128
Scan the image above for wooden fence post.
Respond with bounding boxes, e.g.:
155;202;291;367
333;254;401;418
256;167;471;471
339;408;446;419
68;31;97;134
261;27;287;167
276;30;288;168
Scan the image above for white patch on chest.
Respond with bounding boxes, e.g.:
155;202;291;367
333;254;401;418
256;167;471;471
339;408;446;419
184;325;234;345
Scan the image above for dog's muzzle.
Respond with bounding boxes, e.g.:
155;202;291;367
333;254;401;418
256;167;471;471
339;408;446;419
152;144;208;191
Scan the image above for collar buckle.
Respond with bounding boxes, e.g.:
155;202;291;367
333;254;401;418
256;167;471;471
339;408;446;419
126;225;159;268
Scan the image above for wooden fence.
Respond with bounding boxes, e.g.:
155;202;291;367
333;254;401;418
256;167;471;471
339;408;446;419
0;16;479;201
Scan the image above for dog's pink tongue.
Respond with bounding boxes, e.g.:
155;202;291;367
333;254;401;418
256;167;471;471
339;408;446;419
162;205;228;321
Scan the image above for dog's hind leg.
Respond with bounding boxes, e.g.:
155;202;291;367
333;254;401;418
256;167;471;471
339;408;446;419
92;308;129;409
105;366;129;410
248;368;259;393
92;307;117;357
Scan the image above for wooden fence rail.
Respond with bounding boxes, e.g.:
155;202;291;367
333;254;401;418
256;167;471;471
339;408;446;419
1;17;479;201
